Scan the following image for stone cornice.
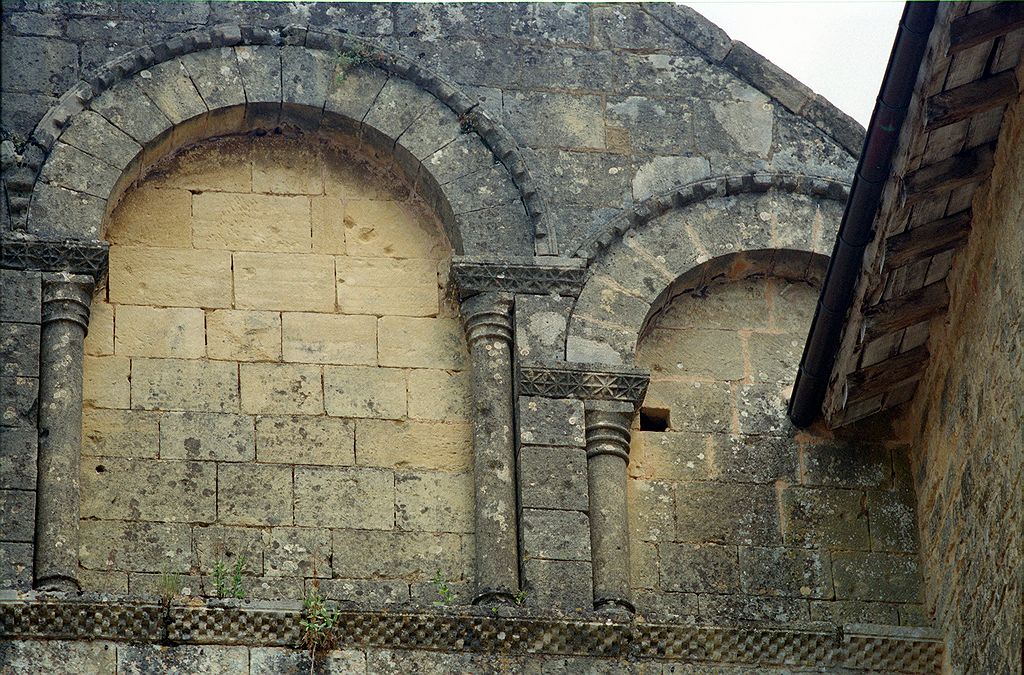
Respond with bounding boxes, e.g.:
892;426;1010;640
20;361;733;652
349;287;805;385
451;255;586;298
1;236;109;280
0;596;943;672
517;362;650;407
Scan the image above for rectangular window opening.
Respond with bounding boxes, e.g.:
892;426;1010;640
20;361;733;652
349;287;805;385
639;407;671;432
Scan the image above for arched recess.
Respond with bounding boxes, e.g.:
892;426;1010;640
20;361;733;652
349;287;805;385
566;173;849;365
17;24;551;257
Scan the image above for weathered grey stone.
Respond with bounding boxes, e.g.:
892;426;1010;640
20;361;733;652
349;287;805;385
318;578;410;606
699;594;810;623
218;463;293;527
629;479;676;544
509;3;591;45
781;486;870;549
79;520;191;573
514;295;572;362
135;58;209;125
160;412;255;462
635;590;699;620
518;446;589;512
257;415;355;466
233;45;282;128
722;41;814;114
867;487;919;553
809;599;900;625
675;481;781;547
421;132;497;186
395;470;474;534
0;640;117;674
40;141;123;198
739;546;832;599
804;442;892;488
833;551;923;603
735;383;792;436
519;396;585;448
89;79;173;146
193;525;268;577
0;270;41;323
0;541;32;588
445;164;520;215
642;4;732;61
117;644;249;675
641;327;744;381
0;427;37;489
180;47;246;111
502;91;605;150
332;529;468;581
659;542;739;593
455;201;535;257
60;109;144;171
0;322;39;377
642;381;732;435
525;148;633;208
1;376;38;427
294;466;393;530
265;527;331;579
523;558;593;609
80;457;216;523
410;578;472;606
522;508;591;561
395;97;461;162
712;435;798;484
631;155;711;201
250;646;367;675
0;488;34;542
132;357;240;413
0;36;78;95
396;3;511;40
27;182;107;239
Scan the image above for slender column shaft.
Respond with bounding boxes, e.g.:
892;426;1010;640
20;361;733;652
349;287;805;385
34;273;93;592
585;404;635;614
461;292;519;604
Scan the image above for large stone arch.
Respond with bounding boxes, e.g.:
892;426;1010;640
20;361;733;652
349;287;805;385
15;24;551;257
566;172;849;365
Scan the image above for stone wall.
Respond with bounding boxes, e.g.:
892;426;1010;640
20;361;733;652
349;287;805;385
75;132;474;604
629;273;925;626
900;92;1023;672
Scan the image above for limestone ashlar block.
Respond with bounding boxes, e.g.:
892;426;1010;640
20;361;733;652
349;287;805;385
316;579;411;607
39;142;123;199
658;542;740;593
217;463;294;527
294;466;394;530
82;408;160;459
149;137;251;193
180;47;247;111
331;529;468;581
192;524;268;576
133;59;207;125
628;479;676;543
108;246;233;308
0;270;41;323
444;165;520;215
518;397;585;448
234;253;336;313
0;542;32;589
809;599;901;625
323;366;407;420
344;200;448;259
323;60;389;126
804;441;892;488
281;46;333;131
362;77;437;152
377;317;467;370
642;381;733;435
251;135;324;195
160;412;255;462
395;470;474;533
631;540;660;590
192;193;313;252
395;97;462;163
630;431;713;482
355;419;472;472
239;363;323;415
832;551;924;603
132;357;239;413
84;300;114;356
514;295;573;362
79;520;191;573
0;428;37;490
206;310;282;362
234;45;282;104
521;508;592;561
455;201;535;258
867;487;920;553
406;369;471;421
503;90;605;150
80;457;216;523
281;314;377;366
0;489;35;542
82;355;130;409
640;327;745;381
781;486;871;550
114;305;205;359
116;644;248;674
699;594;811;624
59;109;143;173
712;435;798;484
522;558;593;609
264;527;332;578
0;322;40;377
27;183;107;239
518;446;589;512
739;546;834;599
311;196;346;254
88;79;173;147
0;640;117;673
421;132;496;186
336;257;440;317
255;415;355;466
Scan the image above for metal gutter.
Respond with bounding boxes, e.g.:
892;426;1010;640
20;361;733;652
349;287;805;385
788;2;939;427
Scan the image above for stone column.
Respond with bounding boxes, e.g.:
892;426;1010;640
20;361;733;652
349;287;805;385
461;291;519;604
585;401;635;614
33;273;94;592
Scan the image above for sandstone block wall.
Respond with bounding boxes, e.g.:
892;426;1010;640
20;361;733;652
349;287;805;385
76;133;475;603
630;275;926;625
902;94;1023;673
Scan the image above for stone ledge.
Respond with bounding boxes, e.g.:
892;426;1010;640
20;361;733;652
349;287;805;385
451;255;586;298
0;235;109;280
518;361;650;407
0;595;943;672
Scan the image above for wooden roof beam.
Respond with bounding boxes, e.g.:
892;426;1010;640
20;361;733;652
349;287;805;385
863;281;949;342
884;209;972;271
846;345;929;403
903;142;994;204
925;70;1018;131
948;3;1024;55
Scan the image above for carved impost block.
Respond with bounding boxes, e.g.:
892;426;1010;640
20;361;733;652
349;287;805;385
584;403;633;463
450;255;585;299
518;362;650;407
1;236;109;281
461;292;514;347
41;273;94;331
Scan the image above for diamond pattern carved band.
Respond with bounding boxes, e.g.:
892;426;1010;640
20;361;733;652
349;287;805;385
518;362;650;406
1;237;109;280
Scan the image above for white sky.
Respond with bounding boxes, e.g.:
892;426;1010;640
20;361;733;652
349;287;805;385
680;1;906;126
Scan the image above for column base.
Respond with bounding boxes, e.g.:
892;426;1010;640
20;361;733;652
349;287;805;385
34;575;81;593
472;588;517;606
594;596;635;615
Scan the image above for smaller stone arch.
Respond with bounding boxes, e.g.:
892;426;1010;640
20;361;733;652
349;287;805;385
566;172;849;365
14;24;552;258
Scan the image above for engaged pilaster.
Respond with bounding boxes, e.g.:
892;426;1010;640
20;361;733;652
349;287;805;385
585;401;635;615
34;272;94;592
461;291;519;604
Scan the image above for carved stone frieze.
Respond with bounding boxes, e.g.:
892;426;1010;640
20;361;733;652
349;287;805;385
1;237;109;280
451;256;586;298
517;362;649;407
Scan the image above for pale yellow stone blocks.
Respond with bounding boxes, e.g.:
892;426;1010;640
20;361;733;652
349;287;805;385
256;415;355;465
114;305;205;359
160;412;255;462
336;257;439;316
281;313;376;365
345;199;446;259
106;186;192;247
323;366;406;419
239;363;323;415
82;408;160;458
217;463;293;526
355;419;472;472
395;470;474;533
85;300;114;356
407;369;471;421
132;357;239;412
192;193;312;252
311;196;346;254
80;457;216;523
108;246;233;308
378;317;467;369
83;355;130;409
206;310;281;361
293;466;394;529
323;144;399;201
149;137;252;192
233;252;335;312
251;135;324;195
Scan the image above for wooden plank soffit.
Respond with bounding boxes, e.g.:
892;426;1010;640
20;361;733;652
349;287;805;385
925;70;1018;131
903;142;994;203
864;281;950;342
846;345;930;403
884;209;972;271
948;3;1024;55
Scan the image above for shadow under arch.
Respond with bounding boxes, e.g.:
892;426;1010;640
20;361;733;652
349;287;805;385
18;25;550;258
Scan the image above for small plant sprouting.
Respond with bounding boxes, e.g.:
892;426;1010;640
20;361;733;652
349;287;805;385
211;555;247;600
334;46;370;84
432;570;455;606
157;565;181;606
513;590;527;606
300;581;341;674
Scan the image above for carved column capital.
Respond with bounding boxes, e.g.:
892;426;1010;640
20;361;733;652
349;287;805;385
584;403;633;463
460;292;513;347
41;273;94;331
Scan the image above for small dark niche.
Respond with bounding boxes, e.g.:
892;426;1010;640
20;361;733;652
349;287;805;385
639;407;671;432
